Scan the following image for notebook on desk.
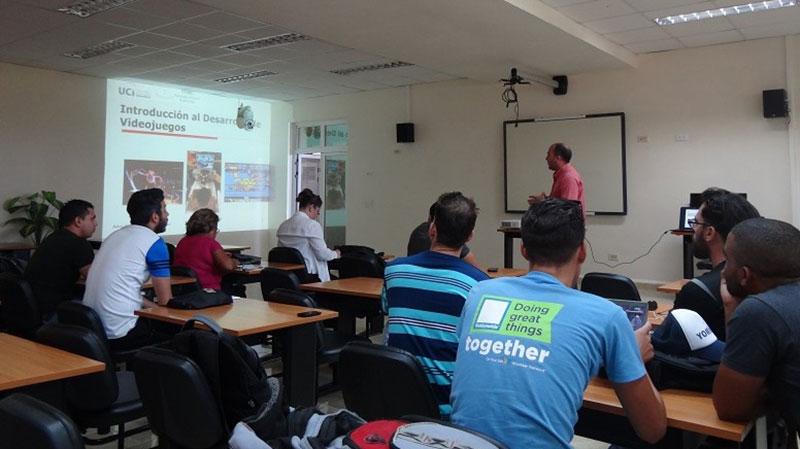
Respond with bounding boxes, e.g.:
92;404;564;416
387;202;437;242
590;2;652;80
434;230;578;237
678;207;699;231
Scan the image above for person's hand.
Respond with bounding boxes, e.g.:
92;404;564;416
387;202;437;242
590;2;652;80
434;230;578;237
720;277;743;326
335;249;341;258
527;192;547;205
634;322;655;363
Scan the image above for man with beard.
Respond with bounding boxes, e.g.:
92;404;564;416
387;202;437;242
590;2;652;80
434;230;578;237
673;192;759;340
84;188;172;351
713;218;800;431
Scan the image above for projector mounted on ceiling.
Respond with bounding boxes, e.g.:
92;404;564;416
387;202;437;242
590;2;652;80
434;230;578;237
237;105;255;131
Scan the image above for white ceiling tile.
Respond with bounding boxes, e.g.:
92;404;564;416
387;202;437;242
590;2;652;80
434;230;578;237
115;45;159;57
122;32;189;49
283;39;351;54
624;37;683;53
740;20;800;39
712;0;745;6
0;4;78;45
605;26;672;44
213;52;269;66
541;0;593;7
172;42;233;58
186;12;265;33
233;26;295;40
661;16;734;37
583;14;655;33
625;0;705;13
121;0;215;20
11;0;73;7
242;45;298;61
182;58;240;72
558;0;636;22
149;22;221;41
643;2;715;19
94;7;173;31
678;29;743;47
198;33;253;47
726;5;800;28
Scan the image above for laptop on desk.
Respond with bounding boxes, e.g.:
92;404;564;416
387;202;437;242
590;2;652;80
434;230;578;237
678;207;699;231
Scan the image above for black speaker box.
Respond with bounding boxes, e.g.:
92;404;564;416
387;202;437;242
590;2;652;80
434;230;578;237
763;89;788;118
396;123;414;143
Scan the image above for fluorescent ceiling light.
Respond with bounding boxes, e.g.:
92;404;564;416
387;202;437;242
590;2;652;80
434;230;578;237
330;61;413;76
214;70;277;84
57;0;137;18
654;0;796;25
224;34;309;52
64;40;134;59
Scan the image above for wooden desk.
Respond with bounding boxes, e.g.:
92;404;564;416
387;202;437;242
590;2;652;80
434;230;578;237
300;277;382;299
497;227;521;268
658;279;690;294
135;299;336;407
583;378;751;443
300;277;382;335
0;333;105;391
0;242;34;252
221;244;251;253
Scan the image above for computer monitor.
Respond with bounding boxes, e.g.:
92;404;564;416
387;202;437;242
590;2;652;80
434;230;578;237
679;207;699;231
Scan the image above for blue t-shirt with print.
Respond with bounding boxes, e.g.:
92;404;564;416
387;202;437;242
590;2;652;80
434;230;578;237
450;272;646;449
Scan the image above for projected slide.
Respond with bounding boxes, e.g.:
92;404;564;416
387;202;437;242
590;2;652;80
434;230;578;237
103;80;271;237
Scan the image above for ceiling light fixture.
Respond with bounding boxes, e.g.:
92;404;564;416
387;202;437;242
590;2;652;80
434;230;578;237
654;0;796;25
224;33;310;52
57;0;137;18
64;40;134;59
330;61;413;76
214;70;277;84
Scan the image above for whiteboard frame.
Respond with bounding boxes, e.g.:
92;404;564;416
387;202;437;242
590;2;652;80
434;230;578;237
503;112;627;215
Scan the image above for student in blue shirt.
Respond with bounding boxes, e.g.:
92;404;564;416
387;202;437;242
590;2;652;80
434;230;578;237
450;199;666;449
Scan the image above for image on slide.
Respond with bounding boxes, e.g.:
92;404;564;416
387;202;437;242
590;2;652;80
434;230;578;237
122;160;184;205
224;163;271;202
186;151;222;213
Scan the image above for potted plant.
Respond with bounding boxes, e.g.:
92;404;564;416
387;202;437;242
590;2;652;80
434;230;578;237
3;191;63;247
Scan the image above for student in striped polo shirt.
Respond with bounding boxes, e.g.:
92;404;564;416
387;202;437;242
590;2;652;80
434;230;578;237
382;191;489;418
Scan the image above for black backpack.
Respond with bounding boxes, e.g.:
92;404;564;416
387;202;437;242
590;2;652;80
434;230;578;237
646;351;719;392
165;316;272;428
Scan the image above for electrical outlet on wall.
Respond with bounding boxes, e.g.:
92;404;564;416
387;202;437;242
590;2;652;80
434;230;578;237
607;254;619;262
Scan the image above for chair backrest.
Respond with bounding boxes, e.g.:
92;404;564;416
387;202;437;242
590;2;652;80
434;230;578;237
259;268;300;298
339;341;440;421
56;301;109;342
0;394;85;449
0;255;26;276
338;253;384;279
268;247;306;267
166;242;176;265
0;272;41;338
268;288;325;347
580;272;642;301
36;323;118;411
170;265;203;295
133;346;227;449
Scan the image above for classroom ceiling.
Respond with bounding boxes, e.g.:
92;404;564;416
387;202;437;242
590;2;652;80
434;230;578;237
0;0;798;101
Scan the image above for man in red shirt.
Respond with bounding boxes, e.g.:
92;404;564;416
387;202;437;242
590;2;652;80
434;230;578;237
528;142;586;214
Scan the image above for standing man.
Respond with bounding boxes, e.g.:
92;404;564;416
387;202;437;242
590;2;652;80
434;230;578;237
384;192;489;418
24;199;96;321
673;192;759;340
713;218;800;430
84;188;172;351
528;143;585;214
450;199;665;449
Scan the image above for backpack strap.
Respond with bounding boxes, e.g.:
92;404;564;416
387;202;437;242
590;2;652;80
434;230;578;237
688;278;722;309
184;314;225;335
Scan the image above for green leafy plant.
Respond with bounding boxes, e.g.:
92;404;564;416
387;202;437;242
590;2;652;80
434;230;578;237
3;191;63;247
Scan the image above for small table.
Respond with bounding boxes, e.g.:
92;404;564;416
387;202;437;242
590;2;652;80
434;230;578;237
658;279;690;295
497;228;522;268
0;333;105;391
135;299;336;406
300;277;382;335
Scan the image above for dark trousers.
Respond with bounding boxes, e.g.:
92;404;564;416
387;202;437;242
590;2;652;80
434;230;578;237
108;318;169;352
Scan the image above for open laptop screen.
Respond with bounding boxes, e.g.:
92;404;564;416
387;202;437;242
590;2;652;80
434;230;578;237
679;207;698;231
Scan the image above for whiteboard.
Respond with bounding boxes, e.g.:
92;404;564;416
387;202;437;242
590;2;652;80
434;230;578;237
504;113;627;215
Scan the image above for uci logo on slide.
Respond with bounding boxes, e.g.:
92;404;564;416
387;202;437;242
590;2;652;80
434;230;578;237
119;87;135;96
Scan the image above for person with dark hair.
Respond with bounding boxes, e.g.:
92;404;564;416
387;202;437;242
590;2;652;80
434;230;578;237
84;188;172;351
406;201;480;268
174;208;237;291
383;191;489;418
528;142;585;214
276;189;339;282
673;192;760;340
450;198;666;449
24;199;96;320
714;218;800;429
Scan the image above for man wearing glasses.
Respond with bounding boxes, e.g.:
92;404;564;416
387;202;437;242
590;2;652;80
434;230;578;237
673;192;759;340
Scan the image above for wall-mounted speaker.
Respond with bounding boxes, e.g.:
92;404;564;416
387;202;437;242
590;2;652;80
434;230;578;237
763;89;788;118
396;123;414;143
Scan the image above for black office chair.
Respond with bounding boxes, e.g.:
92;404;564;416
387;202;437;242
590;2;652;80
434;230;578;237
166;242;176;265
259;268;301;298
0;272;41;338
339;341;440;421
580;272;642;301
55;302;138;366
36;323;148;449
269;288;365;395
170;265;203;296
0;394;85;449
133;346;228;449
338;253;384;279
0;255;26;275
268;247;309;281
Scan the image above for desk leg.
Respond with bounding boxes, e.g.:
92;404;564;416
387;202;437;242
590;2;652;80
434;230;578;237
279;323;317;407
682;235;694;279
504;234;514;269
755;416;767;449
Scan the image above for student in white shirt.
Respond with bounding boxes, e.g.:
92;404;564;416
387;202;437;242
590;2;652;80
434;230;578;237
276;189;340;282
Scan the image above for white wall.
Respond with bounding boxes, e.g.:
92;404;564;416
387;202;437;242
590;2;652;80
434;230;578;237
0;62;293;257
291;37;792;283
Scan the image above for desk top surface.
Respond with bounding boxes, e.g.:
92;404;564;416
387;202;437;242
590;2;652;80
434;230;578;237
658;279;690;294
301;277;383;299
235;262;306;275
0;333;105;391
0;242;34;251
77;275;196;288
584;378;750;441
221;244;251;252
135;298;337;336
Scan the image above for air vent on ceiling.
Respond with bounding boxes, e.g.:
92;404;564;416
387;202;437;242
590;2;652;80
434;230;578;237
64;40;134;59
330;61;413;76
57;0;137;18
224;33;310;52
214;70;277;84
